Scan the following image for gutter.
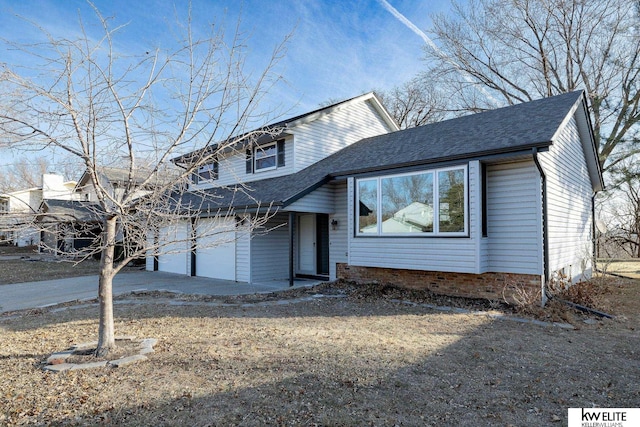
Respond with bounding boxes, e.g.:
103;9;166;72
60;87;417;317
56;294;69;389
532;147;550;305
592;192;597;265
330;143;551;181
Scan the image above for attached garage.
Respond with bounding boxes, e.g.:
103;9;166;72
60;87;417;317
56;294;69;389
157;222;190;275
195;217;236;280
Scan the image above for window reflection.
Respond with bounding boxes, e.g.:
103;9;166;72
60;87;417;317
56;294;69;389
438;169;465;233
255;144;277;170
381;173;433;233
358;179;378;233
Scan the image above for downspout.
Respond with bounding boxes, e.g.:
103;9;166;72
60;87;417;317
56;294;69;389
532;148;549;305
153;231;159;271
289;212;294;287
190;217;197;276
591;192;597;269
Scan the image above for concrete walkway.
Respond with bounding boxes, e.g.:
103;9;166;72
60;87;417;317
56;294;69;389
0;271;322;314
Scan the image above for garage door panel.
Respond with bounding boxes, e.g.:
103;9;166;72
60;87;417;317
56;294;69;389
196;218;236;280
157;223;189;275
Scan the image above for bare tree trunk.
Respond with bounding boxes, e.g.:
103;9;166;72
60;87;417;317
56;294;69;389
96;215;117;357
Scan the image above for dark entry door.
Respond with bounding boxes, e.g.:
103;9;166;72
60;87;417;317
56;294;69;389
316;214;329;276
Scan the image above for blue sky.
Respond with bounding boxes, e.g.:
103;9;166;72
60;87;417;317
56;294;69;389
0;0;450;114
0;1;453;175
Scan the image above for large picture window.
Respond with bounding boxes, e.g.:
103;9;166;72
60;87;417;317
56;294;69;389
356;165;467;236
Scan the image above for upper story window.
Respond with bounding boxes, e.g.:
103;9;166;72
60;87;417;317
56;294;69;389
0;198;8;213
246;139;286;174
255;142;277;171
356;165;468;236
192;160;218;185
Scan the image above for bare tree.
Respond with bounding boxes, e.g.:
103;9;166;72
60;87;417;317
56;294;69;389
0;4;288;356
0;157;49;193
598;162;640;258
0;156;81;193
425;0;640;171
378;77;447;129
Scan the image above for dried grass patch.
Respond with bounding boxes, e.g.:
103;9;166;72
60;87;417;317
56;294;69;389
0;245;141;285
600;260;640;280
1;282;638;426
0;258;101;285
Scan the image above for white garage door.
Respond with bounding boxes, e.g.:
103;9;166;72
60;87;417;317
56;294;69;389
157;222;190;275
196;217;236;280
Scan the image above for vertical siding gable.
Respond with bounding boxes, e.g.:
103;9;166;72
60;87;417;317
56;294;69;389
285;184;335;213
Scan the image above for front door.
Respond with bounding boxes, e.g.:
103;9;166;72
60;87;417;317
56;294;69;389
297;213;330;277
298;214;316;275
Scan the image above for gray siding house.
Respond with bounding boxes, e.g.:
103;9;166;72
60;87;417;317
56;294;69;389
148;90;603;303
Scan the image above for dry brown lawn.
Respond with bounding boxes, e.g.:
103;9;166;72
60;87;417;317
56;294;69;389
1;256;639;426
0;246;140;285
601;260;640;280
0;258;101;285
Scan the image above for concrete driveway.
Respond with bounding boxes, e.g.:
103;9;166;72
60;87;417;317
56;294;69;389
0;271;321;313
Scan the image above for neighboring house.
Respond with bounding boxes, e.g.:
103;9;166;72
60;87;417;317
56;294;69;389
0;174;78;246
37;199;102;252
75;166;155;203
148;90;603;303
361;201;435;234
37;166;155;254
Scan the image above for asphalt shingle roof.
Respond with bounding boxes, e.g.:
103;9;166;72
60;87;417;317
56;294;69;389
38;199;101;223
182;91;585;211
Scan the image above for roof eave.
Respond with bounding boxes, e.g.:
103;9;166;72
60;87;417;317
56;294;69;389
330;142;553;179
281;176;332;207
172;92;383;166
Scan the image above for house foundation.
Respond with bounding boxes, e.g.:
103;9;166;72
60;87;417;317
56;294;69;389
336;264;542;303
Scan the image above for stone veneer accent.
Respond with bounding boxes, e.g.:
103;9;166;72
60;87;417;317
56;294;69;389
337;263;542;303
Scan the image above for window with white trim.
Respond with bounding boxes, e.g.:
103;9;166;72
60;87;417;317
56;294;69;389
247;139;286;174
254;142;277;171
356;165;468;236
193;161;218;184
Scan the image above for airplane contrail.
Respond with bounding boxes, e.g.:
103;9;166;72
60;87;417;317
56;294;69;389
377;0;500;107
